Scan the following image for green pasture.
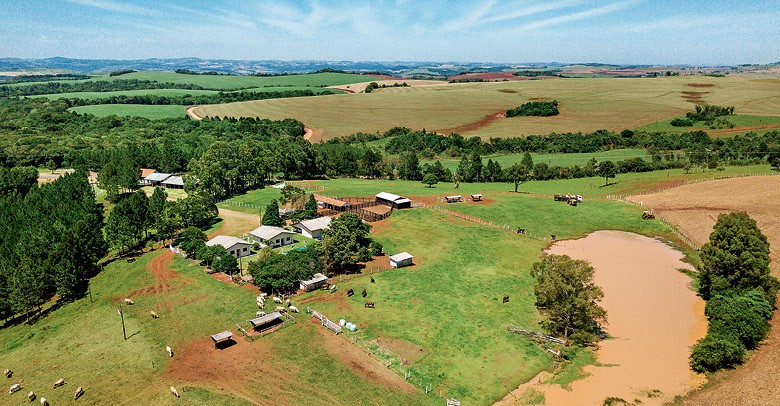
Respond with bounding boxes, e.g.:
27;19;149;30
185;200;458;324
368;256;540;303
31;86;341;100
69;104;188;119
636;114;780;136
421;149;649;172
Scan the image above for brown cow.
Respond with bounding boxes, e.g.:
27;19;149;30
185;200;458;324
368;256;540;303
364;302;375;308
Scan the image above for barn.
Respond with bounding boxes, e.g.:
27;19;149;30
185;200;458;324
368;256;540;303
376;192;412;209
249;226;296;248
389;252;414;268
205;235;253;258
143;172;172;186
161;175;184;189
299;273;329;291
292;217;332;239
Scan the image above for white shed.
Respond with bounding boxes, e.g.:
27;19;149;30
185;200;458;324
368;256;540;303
389;252;414;268
299;273;329;292
205;235;253;258
293;217;332;239
249;226;296;248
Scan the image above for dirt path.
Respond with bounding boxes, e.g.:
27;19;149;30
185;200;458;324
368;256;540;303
436;111;505;135
304;127;315;140
185;106;203;120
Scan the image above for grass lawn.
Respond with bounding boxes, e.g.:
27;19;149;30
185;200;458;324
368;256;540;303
636;114;780;135
421;149;649;172
69;104;188;119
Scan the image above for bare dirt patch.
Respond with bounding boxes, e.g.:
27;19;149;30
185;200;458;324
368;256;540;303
709;123;780;135
436;111;505;135
636;176;780;406
688;83;715;88
185;106;203;120
211;208;261;238
497;89;518;93
374;336;426;365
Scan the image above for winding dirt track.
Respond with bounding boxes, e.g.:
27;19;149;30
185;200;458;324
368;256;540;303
637;176;780;406
185;106;203;120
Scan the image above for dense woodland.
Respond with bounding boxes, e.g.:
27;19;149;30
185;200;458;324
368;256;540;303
63;89;332;107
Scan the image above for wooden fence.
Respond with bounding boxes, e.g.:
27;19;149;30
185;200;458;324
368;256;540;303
430;206;550;242
607;195;701;250
507;326;567;345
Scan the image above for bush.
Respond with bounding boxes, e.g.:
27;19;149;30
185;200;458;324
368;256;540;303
706;290;772;350
670;117;694;127
506;100;559;117
369;241;383;256
690;334;745;373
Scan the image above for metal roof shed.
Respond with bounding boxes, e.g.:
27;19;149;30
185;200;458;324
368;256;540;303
210;330;234;347
249;312;283;332
389;252;414;268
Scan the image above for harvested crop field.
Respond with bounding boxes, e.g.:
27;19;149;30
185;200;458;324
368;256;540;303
635;175;780;406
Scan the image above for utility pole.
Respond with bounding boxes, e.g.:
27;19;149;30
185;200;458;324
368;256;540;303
119;304;127;340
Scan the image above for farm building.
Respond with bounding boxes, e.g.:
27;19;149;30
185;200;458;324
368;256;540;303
210;330;233;348
140;168;156;183
445;195;463;203
471;194;483;201
249;226;296;248
143;172;172;186
315;195;350;211
293;217;332;239
206;235;253;258
161;175;184;189
376;192;412;209
390;252;414;268
249;312;283;333
300;273;329;291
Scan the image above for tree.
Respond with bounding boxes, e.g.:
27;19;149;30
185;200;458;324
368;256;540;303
505;163;529;193
249;249;319;293
468;152;483;182
531;255;607;345
303;194;318;219
178;227;206;257
768;145;780;170
10;257;50;321
149;187;168;238
690;334;745;373
595;160;617;186
422;173;438;188
698;212;778;303
706;290;772;350
398;152;421;180
320;213;372;274
262;199;285;227
211;247;239;274
105;202;136;254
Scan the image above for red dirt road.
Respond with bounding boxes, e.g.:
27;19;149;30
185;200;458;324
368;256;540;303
437;111;506;135
185;106;203;120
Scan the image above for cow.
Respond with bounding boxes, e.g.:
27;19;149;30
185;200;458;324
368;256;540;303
73;386;84;400
346;288;354;297
503;295;510;303
150;311;159;319
361;288;367;298
288;306;299;313
256;300;265;308
53;378;65;388
329;285;337;293
124;298;134;305
256;311;266;318
285;299;291;306
551;235;556;241
9;383;21;394
370;276;375;283
28;391;36;401
272;296;283;304
3;369;11;378
365;302;375;308
170;386;180;398
40;397;48;406
276;306;287;313
166;346;173;357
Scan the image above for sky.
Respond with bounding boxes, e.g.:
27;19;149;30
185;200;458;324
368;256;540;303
1;0;779;65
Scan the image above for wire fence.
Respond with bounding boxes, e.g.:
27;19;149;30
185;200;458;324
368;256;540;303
430;205;551;242
606;171;780;201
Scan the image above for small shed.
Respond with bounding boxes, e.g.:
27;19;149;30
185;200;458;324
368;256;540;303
389;252;414;268
300;273;329;291
161;175;184;189
376;192;412;209
210;330;234;348
471;194;483;201
249;311;283;332
206;235;253;258
293;216;332;239
445;195;463;203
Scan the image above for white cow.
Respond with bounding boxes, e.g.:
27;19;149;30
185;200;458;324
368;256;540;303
288;306;299;313
9;383;21;394
28;391;36;401
53;378;65;388
73;386;84;400
285;299;291;306
166;346;173;357
275;306;286;313
170;386;180;398
40;397;48;406
124;298;134;305
272;296;283;304
256;311;266;318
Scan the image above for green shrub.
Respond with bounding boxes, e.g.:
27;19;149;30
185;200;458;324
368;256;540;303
506;100;559;117
670;117;694;127
689;334;745;373
706;290;772;349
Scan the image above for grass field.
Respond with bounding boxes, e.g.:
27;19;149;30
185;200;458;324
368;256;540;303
636;114;780;135
30;86;341;100
421;149;649;172
69;104;188;119
194;76;780;141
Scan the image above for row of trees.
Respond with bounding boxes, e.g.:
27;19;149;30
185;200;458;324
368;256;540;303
0;79;209;97
64;89;330;108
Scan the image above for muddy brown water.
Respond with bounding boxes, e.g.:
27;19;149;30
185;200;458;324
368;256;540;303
498;230;707;406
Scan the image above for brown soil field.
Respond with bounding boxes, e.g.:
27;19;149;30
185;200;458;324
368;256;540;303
210;208;260;238
438;111;506;134
635;176;780;406
688;83;716;88
448;72;546;81
185;105;203;120
328;79;443;94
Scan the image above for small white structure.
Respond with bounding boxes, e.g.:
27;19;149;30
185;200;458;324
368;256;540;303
299;273;329;292
389;252;414;268
375;192;412;209
292;217;332;239
249;226;296;248
206;235;253;258
161;175;184;189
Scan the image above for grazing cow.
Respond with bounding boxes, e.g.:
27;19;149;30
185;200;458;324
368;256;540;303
53;378;65;388
150;311;159;319
256;311;266;318
73;386;84;400
329;285;337;293
256;300;264;308
276;306;286;313
288;306;299;313
285;299;291;306
9;383;21;394
370;276;375;284
28;391;36;401
550;235;556;241
170;386;180;398
166;346;173;358
3;369;11;378
361;288;367;298
124;298;134;305
272;296;283;304
364;302;375;308
346;288;354;297
502;295;510;303
40;397;48;406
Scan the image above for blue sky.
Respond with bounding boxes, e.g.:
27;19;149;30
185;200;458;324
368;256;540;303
1;0;778;64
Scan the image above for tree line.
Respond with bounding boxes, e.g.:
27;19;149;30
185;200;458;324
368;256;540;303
0;79;209;97
63;89;332;107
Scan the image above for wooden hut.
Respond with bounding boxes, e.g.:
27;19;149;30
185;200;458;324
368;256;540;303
445;195;463;203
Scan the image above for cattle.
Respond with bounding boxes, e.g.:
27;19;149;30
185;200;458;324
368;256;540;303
256;311;266;318
288;306;299;313
361;288;367;298
124;298;134;305
370;276;375;283
551;235;556;241
170;386;180;398
256;300;264;308
275;306;287;313
9;383;21;394
346;288;354;297
365;302;375;308
150;311;159;319
503;295;510;303
73;386;84;400
272;296;283;304
53;378;65;388
329;285;337;293
285;299;291;306
40;397;48;406
28;391;36;401
166;346;173;357
3;369;11;378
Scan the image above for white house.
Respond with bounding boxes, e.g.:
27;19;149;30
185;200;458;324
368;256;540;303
205;235;253;258
292;217;332;239
299;273;329;292
249;226;296;248
389;252;414;268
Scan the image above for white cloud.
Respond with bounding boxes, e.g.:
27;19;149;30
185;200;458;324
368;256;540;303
504;1;637;33
65;0;156;16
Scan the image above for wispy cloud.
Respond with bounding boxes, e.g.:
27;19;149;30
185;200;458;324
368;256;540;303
504;1;637;33
444;0;583;32
66;0;156;16
254;1;387;38
624;11;779;33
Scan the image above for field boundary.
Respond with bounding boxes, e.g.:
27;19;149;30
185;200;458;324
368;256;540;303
429;205;550;242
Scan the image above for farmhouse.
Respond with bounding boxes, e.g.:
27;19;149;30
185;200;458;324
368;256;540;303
161;175;184;189
293;217;332;239
249;226;296;248
376;192;412;209
299;273;329;292
205;235;253;258
389;252;414;268
143;172;172;186
445;195;463;203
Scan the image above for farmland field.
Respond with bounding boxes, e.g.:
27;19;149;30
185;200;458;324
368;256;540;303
69;104;188;119
30;86;341;100
421;149;649;172
194;76;780;141
636;114;780;136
